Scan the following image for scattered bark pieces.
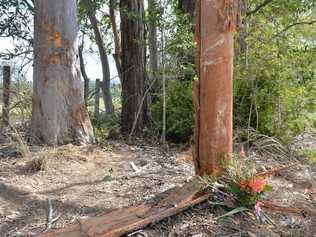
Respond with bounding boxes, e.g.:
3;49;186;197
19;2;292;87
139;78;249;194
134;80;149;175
37;179;210;237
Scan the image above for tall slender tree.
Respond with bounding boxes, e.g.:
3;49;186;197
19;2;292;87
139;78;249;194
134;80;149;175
109;0;122;83
31;0;94;145
2;65;11;126
81;0;114;114
178;0;195;24
78;40;90;107
120;0;149;133
148;0;158;82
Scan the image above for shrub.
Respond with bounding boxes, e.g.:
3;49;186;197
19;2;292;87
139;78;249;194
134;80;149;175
152;80;194;143
90;112;121;145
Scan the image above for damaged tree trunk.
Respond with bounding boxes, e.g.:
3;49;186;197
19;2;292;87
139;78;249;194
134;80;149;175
31;0;94;145
2;65;11;126
193;0;240;176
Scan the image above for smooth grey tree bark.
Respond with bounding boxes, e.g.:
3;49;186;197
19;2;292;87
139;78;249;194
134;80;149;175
31;0;94;145
81;0;114;114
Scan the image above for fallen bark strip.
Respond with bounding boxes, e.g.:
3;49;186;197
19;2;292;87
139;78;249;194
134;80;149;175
261;200;316;216
38;179;209;237
255;162;299;178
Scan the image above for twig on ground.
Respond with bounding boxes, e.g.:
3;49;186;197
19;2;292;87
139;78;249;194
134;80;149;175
130;162;141;173
256;162;299;178
46;198;61;230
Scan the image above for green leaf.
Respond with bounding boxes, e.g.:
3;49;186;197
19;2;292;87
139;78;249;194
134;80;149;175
208;202;230;207
217;207;249;219
103;175;113;182
263;184;273;193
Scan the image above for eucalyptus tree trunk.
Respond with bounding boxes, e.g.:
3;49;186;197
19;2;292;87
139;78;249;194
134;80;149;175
178;0;196;24
82;0;114;114
193;0;240;176
120;0;148;133
31;0;94;145
94;79;100;119
109;0;122;83
2;65;11;126
79;44;90;107
148;0;158;82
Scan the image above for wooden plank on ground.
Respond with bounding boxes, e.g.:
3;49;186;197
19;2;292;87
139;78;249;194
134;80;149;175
38;178;209;237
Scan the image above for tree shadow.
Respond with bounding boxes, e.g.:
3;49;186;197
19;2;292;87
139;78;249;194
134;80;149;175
37;179;106;195
0;182;115;235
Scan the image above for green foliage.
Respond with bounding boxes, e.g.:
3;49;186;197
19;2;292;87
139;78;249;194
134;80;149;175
152;80;194;142
217;206;249;219
299;149;316;165
91;112;120;146
202;154;273;221
222;155;270;207
233;0;316;142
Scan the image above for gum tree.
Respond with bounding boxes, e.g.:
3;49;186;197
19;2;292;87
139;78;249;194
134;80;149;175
31;0;94;145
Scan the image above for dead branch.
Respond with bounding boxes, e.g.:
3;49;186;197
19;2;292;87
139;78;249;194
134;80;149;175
256;162;299;178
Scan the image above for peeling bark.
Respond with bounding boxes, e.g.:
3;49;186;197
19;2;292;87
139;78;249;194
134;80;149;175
31;0;94;145
193;0;240;176
37;178;209;237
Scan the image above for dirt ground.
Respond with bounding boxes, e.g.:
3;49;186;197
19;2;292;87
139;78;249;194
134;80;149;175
0;134;315;237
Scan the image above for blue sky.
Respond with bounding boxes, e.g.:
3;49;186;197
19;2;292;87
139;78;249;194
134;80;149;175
0;38;119;84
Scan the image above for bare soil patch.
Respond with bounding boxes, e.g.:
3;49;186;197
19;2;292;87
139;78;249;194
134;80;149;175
0;139;315;237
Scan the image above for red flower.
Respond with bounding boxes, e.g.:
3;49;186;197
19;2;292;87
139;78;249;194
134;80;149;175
239;177;267;193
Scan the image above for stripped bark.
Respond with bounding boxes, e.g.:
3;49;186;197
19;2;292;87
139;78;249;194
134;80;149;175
82;0;114;114
193;0;240;176
2;65;11;126
31;0;94;145
37;179;209;237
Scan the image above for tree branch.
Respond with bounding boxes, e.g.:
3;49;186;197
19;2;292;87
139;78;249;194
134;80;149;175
21;0;34;11
246;0;274;17
271;19;316;40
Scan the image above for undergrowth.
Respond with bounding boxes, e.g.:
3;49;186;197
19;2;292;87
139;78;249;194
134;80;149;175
201;153;273;222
